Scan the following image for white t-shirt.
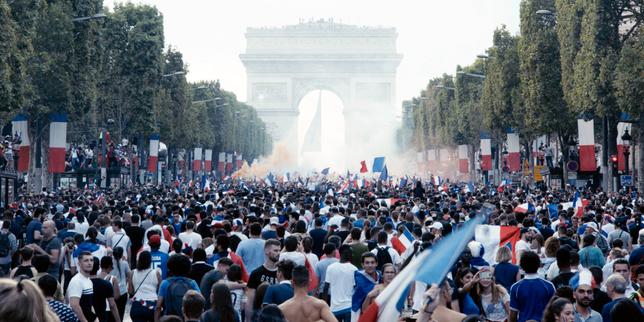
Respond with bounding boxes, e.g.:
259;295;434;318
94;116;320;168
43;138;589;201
67;272;93;301
178;231;203;249
306;252;319;268
515;239;531;259
325;262;357;312
110;232;130;252
131;268;159;301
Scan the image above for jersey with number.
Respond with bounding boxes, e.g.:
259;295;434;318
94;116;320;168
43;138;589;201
150;250;169;279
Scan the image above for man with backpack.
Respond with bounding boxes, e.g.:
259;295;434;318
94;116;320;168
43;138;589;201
370;231;401;271
0;220;18;277
155;254;200;320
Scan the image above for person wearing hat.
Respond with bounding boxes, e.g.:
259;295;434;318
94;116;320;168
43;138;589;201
569;269;602;322
148;234;169;279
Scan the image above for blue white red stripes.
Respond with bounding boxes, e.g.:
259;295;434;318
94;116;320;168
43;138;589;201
480;134;492;171
12;115;30;172
147;134;160;173
218;152;225;174
391;226;415;255
193;147;202;171
474;225;521;264
458;144;469;173
204;149;213;172
48;114;67;173
506;130;520;172
577;119;596;171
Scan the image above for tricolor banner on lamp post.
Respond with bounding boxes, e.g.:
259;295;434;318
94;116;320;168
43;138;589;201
506;130;521;172
480;133;492;171
577;119;596;172
204;149;213;172
48;114;67;173
147;134;160;173
11;115;30;172
458;144;469;174
217;152;225;174
193;147;202;172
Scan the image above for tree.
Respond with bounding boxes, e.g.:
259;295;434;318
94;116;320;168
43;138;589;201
0;0;18;114
614;31;643;191
519;0;575;179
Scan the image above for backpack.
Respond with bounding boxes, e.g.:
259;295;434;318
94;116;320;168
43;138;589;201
375;246;392;271
0;232;10;257
164;277;192;316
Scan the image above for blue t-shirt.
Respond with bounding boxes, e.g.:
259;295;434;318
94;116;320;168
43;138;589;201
150;250;169;279
509;275;555;322
494;262;519;292
235;238;265;273
261;230;277;240
26;220;42;245
263;282;293;305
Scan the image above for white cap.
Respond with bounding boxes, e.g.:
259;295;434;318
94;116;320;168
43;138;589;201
269;217;279;225
585;222;598;232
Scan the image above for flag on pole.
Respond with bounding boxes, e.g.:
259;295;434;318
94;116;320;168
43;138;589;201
12;115;30;172
391;226;415;255
458;144;469;174
507;129;521;172
360;215;484;322
474;225;521;264
577;118;596;171
360;160;368;173
48;114;67;173
379;165;388;181
147;134;160;173
193;147;202;172
204;149;213;172
372;157;386;173
480;132;492;171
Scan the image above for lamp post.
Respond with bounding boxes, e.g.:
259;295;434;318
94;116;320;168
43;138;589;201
622;129;632;175
72;13;107;22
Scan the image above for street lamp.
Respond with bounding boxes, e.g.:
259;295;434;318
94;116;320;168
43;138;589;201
435;85;456;91
621;129;632;174
72;13;107;22
456;71;486;79
477;54;489;59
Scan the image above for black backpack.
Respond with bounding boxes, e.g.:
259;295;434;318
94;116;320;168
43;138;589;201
375;246;393;271
164;277;192;316
0;232;10;257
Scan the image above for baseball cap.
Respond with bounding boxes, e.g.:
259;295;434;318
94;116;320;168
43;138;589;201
269;217;279;225
585;222;598;232
149;235;161;247
430;222;443;230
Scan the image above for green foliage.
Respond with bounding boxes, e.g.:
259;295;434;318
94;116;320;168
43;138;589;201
614;30;643;117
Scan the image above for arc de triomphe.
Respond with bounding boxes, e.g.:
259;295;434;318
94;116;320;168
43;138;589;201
240;19;402;165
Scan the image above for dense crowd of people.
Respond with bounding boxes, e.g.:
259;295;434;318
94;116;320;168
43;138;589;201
0;178;643;322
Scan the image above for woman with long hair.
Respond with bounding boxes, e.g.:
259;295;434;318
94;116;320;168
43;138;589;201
128;251;162;322
542;297;574;322
0;278;59;322
451;267;481;315
470;267;510;322
110;246;130;320
362;263;396;311
201;283;240;322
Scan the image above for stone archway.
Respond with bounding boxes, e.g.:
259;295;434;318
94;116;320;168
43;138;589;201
240;19;402;167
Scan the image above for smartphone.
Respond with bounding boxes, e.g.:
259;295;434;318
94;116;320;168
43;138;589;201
479;271;492;279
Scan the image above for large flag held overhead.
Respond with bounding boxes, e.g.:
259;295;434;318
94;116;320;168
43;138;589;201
12;115;30;172
474;225;521;264
372;157;386;173
302;90;322;152
48;114;67;173
360;215;485;322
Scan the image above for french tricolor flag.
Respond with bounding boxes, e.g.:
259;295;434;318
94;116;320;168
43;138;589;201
506;130;521;172
235;153;243;169
480;133;492;171
11;115;30;172
225;153;233;173
561;191;588;217
391;226;415;255
193;147;202;172
513;203;535;214
458;144;469;174
360;216;483;322
204;149;213;172
48;114;67;173
577;118;596;171
474;225;521;264
217;152;225;174
147;134;159;172
375;198;401;208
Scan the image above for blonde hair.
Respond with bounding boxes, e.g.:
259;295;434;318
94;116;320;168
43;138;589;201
0;278;60;322
495;245;512;263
